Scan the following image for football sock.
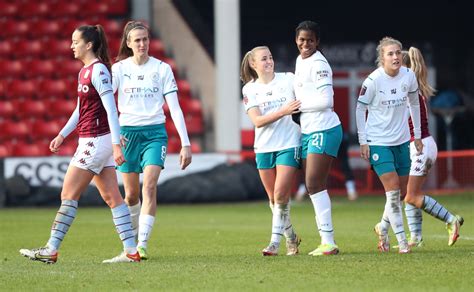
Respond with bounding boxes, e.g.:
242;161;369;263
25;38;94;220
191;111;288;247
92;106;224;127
310;190;335;245
422;195;454;223
46;199;78;252
384;190;406;244
128;201;141;237
269;204;287;246
405;202;423;240
111;203;136;253
270;201;296;240
138;214;155;249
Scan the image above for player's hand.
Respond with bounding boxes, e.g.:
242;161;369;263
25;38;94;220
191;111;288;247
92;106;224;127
360;144;370;161
414;139;423;155
50;134;65;153
281;100;302;115
179;146;192;170
112;144;126;166
120;135;128;148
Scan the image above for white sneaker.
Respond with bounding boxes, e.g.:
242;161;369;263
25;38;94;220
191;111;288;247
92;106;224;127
374;223;390;252
398;240;411;254
262;244;279;256
286;235;301;256
102;251;140;263
19;247;58;264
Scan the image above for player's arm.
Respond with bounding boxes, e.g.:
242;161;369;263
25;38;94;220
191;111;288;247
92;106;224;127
246;102;300;128
407;74;422;153
50;98;79;153
356;80;374;161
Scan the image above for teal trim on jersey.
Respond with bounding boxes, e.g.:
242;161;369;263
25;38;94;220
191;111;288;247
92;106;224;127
315;59;328;64
163;89;178;96
357;100;369;105
369;141;411;176
317;84;332;90
246;105;259;112
301;124;342;159
117;124;168;173
409;89;418;93
256;147;301;169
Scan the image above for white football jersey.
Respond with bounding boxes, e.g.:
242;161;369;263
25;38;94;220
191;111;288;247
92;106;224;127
112;57;177;126
242;73;301;153
294;51;340;134
358;66;418;146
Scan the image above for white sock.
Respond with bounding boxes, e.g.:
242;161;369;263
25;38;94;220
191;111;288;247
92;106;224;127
385;190;406;244
310;190;335;245
270;201;296;240
270;204;287;246
138;214;155;248
128;201;141;237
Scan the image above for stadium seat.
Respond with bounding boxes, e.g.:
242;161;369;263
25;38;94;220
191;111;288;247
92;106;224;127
54;59;83;78
0;60;25;79
12;142;50;157
1;120;30;141
149;39;165;59
0;40;13;58
0;144;12;157
190;139;202;153
165;121;178;136
25;60;56;79
185;115;204;136
31;119;62;141
177;79;191;100
13;39;43;59
0;100;15;119
241;130;255;148
56;141;77;156
181;99;203;117
167;136;181;153
163;58;179;77
20;2;50;19
7;80;38;99
48;98;77;119
39;79;70;100
18;100;48;119
47;39;73;58
0;2;19;18
1;20;30;38
99;19;123;38
52;2;81;17
34;20;62;38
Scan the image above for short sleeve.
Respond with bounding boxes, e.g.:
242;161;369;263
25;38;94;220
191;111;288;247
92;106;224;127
91;63;113;97
357;78;375;105
242;84;259;112
309;60;332;86
161;62;178;96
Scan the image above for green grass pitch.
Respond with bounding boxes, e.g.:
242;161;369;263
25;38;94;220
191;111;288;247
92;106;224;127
0;193;473;291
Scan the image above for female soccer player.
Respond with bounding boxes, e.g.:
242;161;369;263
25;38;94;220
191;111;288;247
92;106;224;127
357;37;422;254
240;46;302;256
112;21;192;260
20;25;139;264
400;47;463;247
293;21;342;256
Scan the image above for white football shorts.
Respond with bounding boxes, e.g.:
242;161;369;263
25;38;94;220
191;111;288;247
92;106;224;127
70;133;115;174
409;136;437;176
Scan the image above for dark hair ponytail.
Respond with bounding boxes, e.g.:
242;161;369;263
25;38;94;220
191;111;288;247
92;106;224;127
76;24;111;70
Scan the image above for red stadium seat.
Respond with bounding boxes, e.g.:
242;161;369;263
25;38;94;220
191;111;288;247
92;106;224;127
181;99;203;117
31;119;62;141
177;79;191;100
47;39;73;58
54;59;83;78
0;2;19;18
18;100;47;119
190;139;202;153
99;19;123;38
7;80;38;99
0;40;13;58
149;39;165;59
56;141;77;156
34;20;62;38
20;2;50;19
185;115;204;136
167;136;181;153
52;2;81;17
12;142;50;157
0;144;12;157
1;20;30;38
80;2;108;17
40;79;70;100
48;98;78;119
163;58;179;77
1;120;30;141
0;60;25;79
13;39;43;59
0;100;15;119
241;130;255;148
25;60;56;79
